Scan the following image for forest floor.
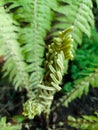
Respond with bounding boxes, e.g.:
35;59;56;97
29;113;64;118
0;83;98;130
49;87;98;130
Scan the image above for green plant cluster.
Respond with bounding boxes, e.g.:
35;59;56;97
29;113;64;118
63;29;98;92
0;0;98;129
71;29;98;80
60;29;98;108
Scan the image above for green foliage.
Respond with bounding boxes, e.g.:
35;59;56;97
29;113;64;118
63;82;73;92
52;0;94;48
0;0;29;90
71;29;98;80
61;29;98;107
3;0;55;89
62;69;98;108
63;29;98;93
0;0;98;129
0;117;21;130
67;112;98;130
12;115;26;123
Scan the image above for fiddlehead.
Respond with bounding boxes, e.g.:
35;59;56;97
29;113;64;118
23;26;74;119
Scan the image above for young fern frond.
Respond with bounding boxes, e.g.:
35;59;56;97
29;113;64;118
53;0;94;48
44;27;74;87
23;27;73;119
67;112;98;130
0;1;29;90
4;0;54;88
61;68;98;107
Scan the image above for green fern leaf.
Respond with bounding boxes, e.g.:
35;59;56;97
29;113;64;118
4;0;54;88
67;112;98;130
61;69;98;107
53;0;94;48
0;1;29;90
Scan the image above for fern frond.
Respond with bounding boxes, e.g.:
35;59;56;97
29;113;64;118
4;0;55;88
53;0;94;48
23;27;73;119
0;1;29;90
67;112;98;130
61;68;98;107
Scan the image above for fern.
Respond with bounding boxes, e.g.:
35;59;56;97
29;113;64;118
60;68;98;107
4;0;55;88
52;0;94;48
23;27;73;119
0;1;29;90
67;112;98;130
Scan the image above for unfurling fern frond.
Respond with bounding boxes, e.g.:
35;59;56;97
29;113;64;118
53;0;94;48
4;0;54;88
23;27;73;119
0;1;29;90
67;112;98;130
44;27;73;87
60;68;98;107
